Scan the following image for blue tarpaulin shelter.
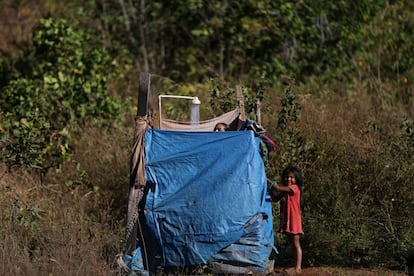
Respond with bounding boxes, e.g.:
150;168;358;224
119;73;276;275
123;129;276;274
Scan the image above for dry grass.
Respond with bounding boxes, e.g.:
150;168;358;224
298;91;405;144
0;127;129;275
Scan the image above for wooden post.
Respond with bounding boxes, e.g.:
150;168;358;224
138;72;151;116
256;99;261;125
236;85;246;129
236;85;246;121
125;72;150;256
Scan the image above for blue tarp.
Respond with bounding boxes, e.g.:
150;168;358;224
126;129;275;274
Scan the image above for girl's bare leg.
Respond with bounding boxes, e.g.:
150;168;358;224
291;234;302;273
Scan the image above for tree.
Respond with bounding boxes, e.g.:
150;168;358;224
0;18;121;172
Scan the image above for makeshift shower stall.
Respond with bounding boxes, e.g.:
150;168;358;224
119;73;277;275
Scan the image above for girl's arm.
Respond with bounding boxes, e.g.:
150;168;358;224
270;190;284;202
273;184;293;194
267;179;293;193
267;179;293;202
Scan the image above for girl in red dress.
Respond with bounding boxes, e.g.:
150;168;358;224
268;166;303;274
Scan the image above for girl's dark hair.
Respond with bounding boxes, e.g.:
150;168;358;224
281;165;303;190
213;122;229;131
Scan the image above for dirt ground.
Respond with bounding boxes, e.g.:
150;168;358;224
271;266;407;275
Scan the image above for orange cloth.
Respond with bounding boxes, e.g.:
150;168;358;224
279;184;303;235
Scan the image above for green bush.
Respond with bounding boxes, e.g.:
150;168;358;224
0;18;122;172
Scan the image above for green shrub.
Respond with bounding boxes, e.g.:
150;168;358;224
0;18;122;172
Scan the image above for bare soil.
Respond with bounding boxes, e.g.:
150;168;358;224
271;266;407;275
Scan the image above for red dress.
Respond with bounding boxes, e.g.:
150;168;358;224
279;184;303;235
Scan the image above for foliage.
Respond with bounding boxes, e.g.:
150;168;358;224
272;78;317;169
208;77;267;118
0;18;122;171
91;0;401;86
209;82;237;116
352;1;414;107
398;117;414;158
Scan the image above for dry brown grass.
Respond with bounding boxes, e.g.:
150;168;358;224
298;91;404;143
0;127;129;275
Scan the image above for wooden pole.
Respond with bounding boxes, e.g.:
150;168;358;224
138;72;150;116
236;85;246;129
236;85;246;121
256;99;261;125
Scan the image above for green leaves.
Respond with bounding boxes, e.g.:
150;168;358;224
0;18;121;171
277;82;301;131
400;117;414;158
15;201;44;230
